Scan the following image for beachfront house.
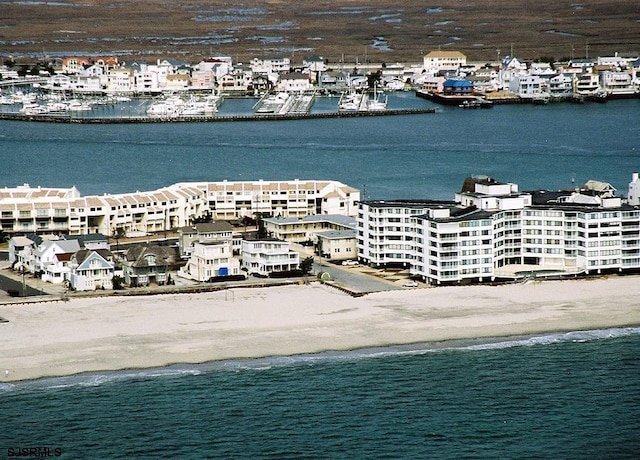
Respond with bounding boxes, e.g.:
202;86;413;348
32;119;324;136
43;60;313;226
315;230;357;261
241;237;300;277
178;240;241;282
121;244;180;287
68;249;115;291
261;214;356;244
177;221;237;258
33;239;81;275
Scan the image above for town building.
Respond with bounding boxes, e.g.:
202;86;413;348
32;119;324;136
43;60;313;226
357;173;640;285
261;214;356;244
178;240;241;282
0;180;359;238
241;237;300;276
423;51;467;75
121;244;181;287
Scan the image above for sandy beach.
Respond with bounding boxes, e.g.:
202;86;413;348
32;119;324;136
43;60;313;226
1;276;639;382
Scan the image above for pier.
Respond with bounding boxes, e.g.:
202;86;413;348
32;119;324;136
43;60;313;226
0;107;436;124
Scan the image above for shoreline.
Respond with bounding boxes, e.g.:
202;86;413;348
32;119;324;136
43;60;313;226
2;276;640;383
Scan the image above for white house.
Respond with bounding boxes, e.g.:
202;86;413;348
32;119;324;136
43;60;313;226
423;51;467;76
316;230;357;261
69;249;114;291
276;72;313;92
508;75;548;99
33;239;81;274
178;240;241;281
241;238;300;276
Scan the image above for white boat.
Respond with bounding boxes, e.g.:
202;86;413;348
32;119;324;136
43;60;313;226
254;92;293;114
46;102;69;113
20;102;49;115
180;95;219;116
366;84;387;111
338;90;364;111
67;99;92;112
146;96;185;117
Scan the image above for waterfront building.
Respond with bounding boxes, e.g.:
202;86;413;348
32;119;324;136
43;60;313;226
357;174;640;285
261;214;356;244
0;180;359;239
508;75;548;100
316;230;357;261
177;221;237;259
178;240;241;282
121;244;181;287
423;51;467;76
68;249;114;291
241;237;300;277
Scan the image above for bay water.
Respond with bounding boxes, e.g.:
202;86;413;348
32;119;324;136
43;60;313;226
1;95;639;458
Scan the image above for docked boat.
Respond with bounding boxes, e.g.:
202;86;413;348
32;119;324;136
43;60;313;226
67;99;92;112
146;96;185;117
338;90;365;111
254;92;294;114
366;84;388;111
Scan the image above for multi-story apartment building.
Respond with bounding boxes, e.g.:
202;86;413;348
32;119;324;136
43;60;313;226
358;174;640;285
0;180;359;238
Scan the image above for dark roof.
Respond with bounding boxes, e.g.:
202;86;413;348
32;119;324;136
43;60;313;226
124;244;180;267
361;199;456;209
73;248;113;265
194;221;234;233
62;233;108;246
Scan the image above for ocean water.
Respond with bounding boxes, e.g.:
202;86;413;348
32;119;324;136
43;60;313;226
1;329;639;458
1;97;640;458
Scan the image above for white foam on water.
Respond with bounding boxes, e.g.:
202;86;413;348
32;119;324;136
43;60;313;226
3;327;638;393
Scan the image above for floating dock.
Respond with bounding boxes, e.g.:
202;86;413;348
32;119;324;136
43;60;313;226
0;108;436;124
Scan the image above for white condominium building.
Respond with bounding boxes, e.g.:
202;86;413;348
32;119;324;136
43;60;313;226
0;180;359;238
358;174;640;285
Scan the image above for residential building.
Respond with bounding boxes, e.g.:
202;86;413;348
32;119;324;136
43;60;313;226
357;173;640;285
68;249;115;291
0;179;359;238
177;221;236;258
121;244;181;286
509;75;548;99
178;240;241;281
261;214;356;243
276;72;313;92
316;230;357;261
423;51;467;75
241;237;300;276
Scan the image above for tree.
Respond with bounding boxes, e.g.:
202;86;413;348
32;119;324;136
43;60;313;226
300;256;314;275
112;226;126;252
190;210;213;225
112;274;125;290
367;70;382;89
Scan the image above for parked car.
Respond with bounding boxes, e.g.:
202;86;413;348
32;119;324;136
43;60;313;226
403;280;418;288
341;260;359;266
